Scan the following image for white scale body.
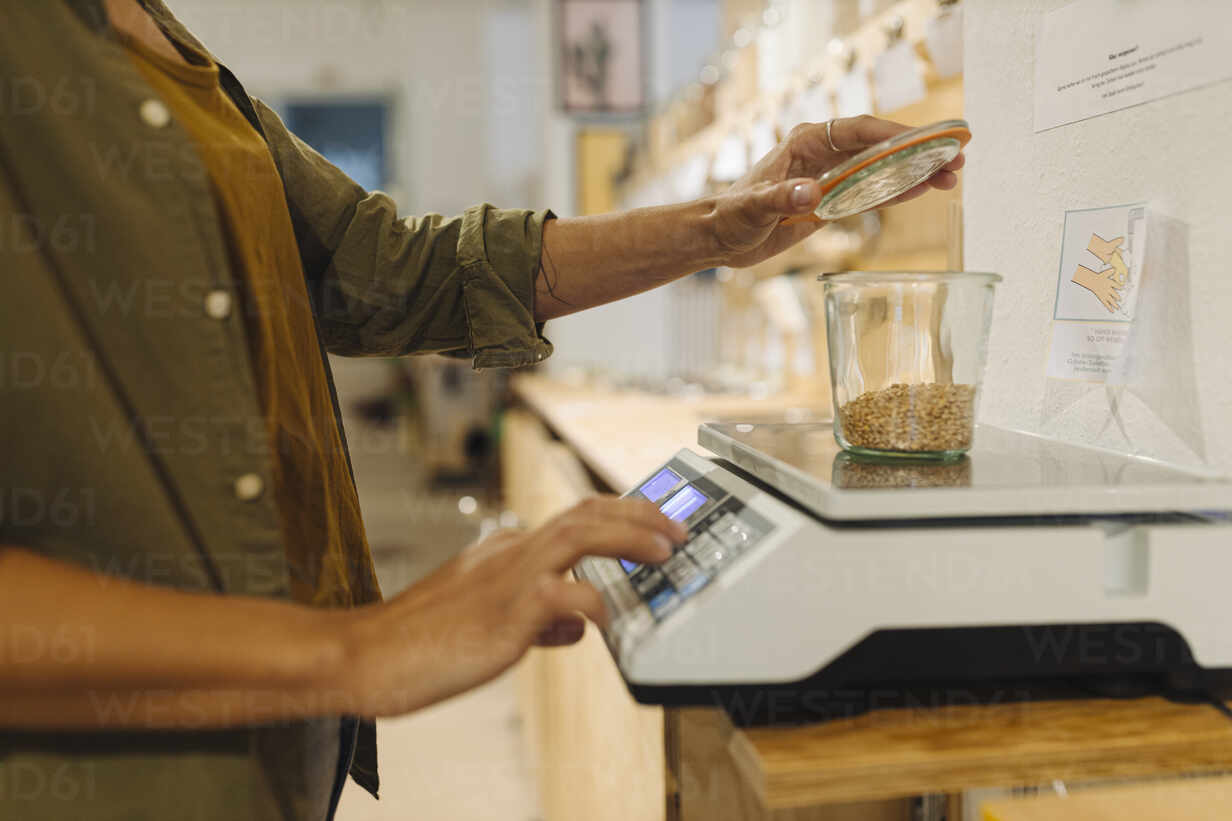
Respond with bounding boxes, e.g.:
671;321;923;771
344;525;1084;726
574;423;1232;720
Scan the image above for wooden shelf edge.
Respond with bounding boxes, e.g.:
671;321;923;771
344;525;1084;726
757;743;1232;810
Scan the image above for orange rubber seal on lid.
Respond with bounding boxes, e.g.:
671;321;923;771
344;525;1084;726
781;125;972;226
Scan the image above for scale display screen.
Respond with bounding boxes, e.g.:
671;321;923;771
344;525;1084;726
619;478;710;573
660;485;708;522
639;468;681;502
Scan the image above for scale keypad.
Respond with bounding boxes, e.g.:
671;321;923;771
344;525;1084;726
623;498;773;621
610;458;776;623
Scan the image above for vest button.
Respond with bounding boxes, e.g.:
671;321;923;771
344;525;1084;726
140;99;171;128
233;473;265;502
204;290;232;320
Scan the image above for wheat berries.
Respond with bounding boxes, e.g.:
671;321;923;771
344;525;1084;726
833;455;972;488
838;383;976;454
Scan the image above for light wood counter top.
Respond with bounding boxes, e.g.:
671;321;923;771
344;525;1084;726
510;375;1232;812
511;374;827;492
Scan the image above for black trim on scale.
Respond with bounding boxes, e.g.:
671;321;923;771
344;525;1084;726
629;622;1232;727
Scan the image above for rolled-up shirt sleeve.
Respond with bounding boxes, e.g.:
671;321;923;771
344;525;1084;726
252;98;554;369
454;203;556;369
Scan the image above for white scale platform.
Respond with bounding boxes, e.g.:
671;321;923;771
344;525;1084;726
698;422;1232;521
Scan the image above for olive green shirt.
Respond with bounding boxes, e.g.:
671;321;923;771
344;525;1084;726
0;1;553;819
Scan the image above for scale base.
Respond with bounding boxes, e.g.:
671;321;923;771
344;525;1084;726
629;622;1232;727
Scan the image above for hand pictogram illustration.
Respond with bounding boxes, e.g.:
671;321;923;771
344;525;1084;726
1072;233;1130;313
1087;233;1123;264
1071;263;1123;313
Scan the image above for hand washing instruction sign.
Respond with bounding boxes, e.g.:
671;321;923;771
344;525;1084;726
1034;0;1232;132
1046;203;1147;384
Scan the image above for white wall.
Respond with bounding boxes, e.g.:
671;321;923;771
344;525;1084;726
169;0;548;216
964;0;1232;471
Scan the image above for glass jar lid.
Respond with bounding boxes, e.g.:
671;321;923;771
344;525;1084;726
813;119;971;221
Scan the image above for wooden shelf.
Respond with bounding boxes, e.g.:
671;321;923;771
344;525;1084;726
733;697;1232;809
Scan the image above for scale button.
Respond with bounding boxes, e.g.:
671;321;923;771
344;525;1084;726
685;533;725;566
712;517;751;551
674;573;710;599
663;553;708;590
665;552;704;584
647;588;679;617
632;567;668;597
691;544;729;571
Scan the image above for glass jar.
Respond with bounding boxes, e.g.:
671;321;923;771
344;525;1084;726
822;272;1001;459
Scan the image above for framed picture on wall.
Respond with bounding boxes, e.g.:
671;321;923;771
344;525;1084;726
280;98;392;192
575;130;630;215
558;0;644;114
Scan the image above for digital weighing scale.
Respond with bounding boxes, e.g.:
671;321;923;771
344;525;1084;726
574;423;1232;726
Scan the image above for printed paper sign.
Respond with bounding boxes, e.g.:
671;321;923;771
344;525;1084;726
1046;203;1147;383
1034;0;1232;132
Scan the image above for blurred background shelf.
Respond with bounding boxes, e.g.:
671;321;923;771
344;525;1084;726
549;0;966;408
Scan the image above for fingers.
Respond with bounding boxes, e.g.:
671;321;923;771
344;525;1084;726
878;165;958;210
610;496;689;542
928;170;959;190
779;116;901;173
1107;283;1124;311
942;152;965;173
543;496;688;570
738;178;822;224
786;116;910;163
882;179;933;207
458;527;524;569
553;519;678;569
738;216;824;262
828;114;912;152
568;496;687;541
535;615;587;646
535;576;608;630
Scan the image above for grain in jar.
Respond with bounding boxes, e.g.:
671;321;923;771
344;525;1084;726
837;382;975;455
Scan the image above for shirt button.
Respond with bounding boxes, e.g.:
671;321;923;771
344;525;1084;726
233;473;265;502
140;99;171;128
204;290;232;320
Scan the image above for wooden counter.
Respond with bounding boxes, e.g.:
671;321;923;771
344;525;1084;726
504;375;1232;820
509;374;828;493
